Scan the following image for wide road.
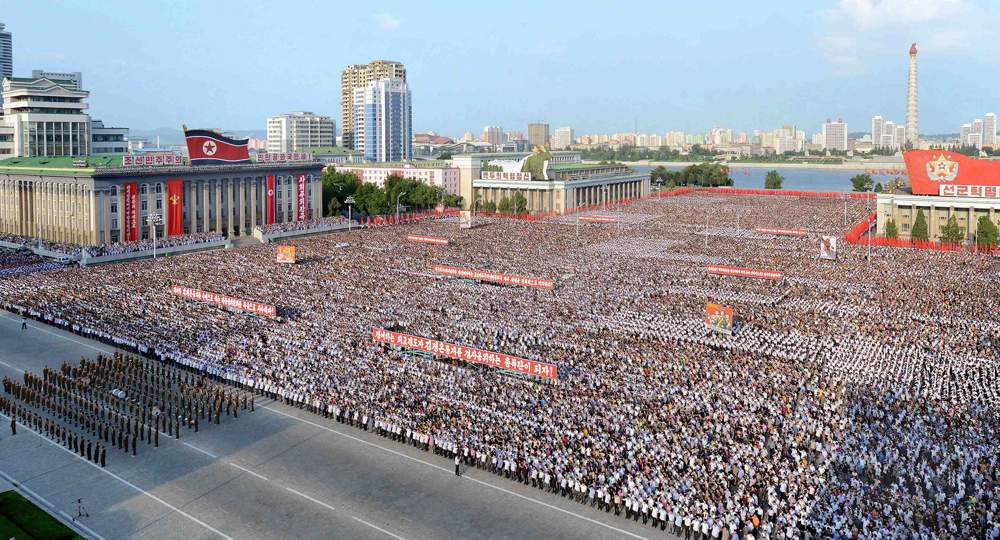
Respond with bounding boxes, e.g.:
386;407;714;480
0;311;665;540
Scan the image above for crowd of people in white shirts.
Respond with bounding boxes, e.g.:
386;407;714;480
83;232;226;257
0;191;997;539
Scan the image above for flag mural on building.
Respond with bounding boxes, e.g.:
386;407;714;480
297;173;307;220
166;179;184;236
266;175;276;225
123;182;138;242
183;128;251;165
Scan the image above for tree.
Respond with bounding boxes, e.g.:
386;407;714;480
354;183;387;215
320;169;361;216
911;209;929;242
939;214;965;245
327;196;341;216
976;216;999;249
482;200;497;212
511;192;528;214
764;170;784;189
443;194;463;208
874;182;883;193
497;196;512;214
884;218;899;239
850;174;873;192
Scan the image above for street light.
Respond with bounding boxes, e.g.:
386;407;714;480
345;195;356;231
396;191;407;224
147;212;162;260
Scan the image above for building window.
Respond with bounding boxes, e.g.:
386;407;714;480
111;186;118;197
141;200;148;211
156;183;162;194
140;184;147;195
110;204;118;214
155;199;162;210
111;218;118;229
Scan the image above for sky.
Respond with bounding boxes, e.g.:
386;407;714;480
4;0;1000;137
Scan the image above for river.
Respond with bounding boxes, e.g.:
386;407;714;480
632;165;903;193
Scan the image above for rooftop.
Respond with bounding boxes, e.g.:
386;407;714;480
0;155;123;176
303;146;362;155
335;160;453;169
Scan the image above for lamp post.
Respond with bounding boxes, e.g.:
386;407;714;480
147;212;162;260
396;191;407;224
345;195;356;231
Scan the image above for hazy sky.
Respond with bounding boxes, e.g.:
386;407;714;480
5;0;999;136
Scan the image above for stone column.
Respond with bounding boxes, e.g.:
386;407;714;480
250;178;258;230
160;182;169;237
226;179;235;236
238;179;246;235
202;181;210;233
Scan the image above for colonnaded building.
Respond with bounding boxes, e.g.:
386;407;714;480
0;153;323;245
453;148;650;214
877;150;1000;242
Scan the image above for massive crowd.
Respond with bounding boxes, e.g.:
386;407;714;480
83;232;226;258
1;192;997;539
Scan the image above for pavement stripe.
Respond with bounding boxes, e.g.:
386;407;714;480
229;462;268;482
261;406;647;540
0;312;117;354
0;411;232;540
284;486;336;512
182;441;218;459
351;516;407;540
0;359;25;373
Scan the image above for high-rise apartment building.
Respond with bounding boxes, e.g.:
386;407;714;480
871;116;883;148
481;126;504;145
0;23;12;113
984;113;997;147
552;126;574;150
353;78;411;162
527;122;550;148
340;60;405;150
821;119;848;151
266;111;336;153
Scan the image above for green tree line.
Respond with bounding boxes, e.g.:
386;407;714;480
321;169;463;216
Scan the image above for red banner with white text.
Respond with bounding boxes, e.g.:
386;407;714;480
123;181;138;242
372;328;558;379
753;227;807;237
706;265;783;280
579;215;617;223
297;174;307;220
166;179;184;236
170;285;276;318
266;175;276;225
432;265;555;289
407;234;450;245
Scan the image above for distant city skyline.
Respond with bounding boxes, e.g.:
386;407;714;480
4;1;1000;136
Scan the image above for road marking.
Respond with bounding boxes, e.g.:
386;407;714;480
229;462;268;481
0;312;117;355
182;441;218;459
352;516;407;540
261;406;647;540
285;487;336;512
0;359;25;373
0;411;232;540
0;469;106;540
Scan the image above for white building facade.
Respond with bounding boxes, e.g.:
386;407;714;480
334;163;459;195
0;75;91;158
266;111;336;153
353;78;411;162
821;119;848;151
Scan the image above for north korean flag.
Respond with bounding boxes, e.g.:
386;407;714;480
184;128;251;165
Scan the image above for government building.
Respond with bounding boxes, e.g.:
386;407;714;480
453;149;650;214
0;154;323;245
876;150;1000;241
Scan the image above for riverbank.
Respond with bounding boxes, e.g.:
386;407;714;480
597;160;904;171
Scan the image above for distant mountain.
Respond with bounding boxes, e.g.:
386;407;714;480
128;127;266;144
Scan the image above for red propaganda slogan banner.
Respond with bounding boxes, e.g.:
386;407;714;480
123;181;138;242
706;265;783;281
579;215;617;223
432;264;555;290
371;328;558;379
170;285;277;318
266;175;276;225
753;227;807;237
166;179;184;236
297;174;307;220
904;150;1000;196
407;234;450;246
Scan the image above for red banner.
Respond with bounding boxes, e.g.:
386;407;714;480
706;265;783;280
297;174;307;220
753;227;807;237
579;215;617;223
407;234;450;245
372;328;558;379
123;181;138;242
904;150;1000;196
266;175;276;225
166;179;184;237
432;264;555;289
170;285;276;318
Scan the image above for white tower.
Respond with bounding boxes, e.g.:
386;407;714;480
906;43;918;146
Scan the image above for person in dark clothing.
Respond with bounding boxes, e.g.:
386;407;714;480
9;417;15;435
100;447;106;468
